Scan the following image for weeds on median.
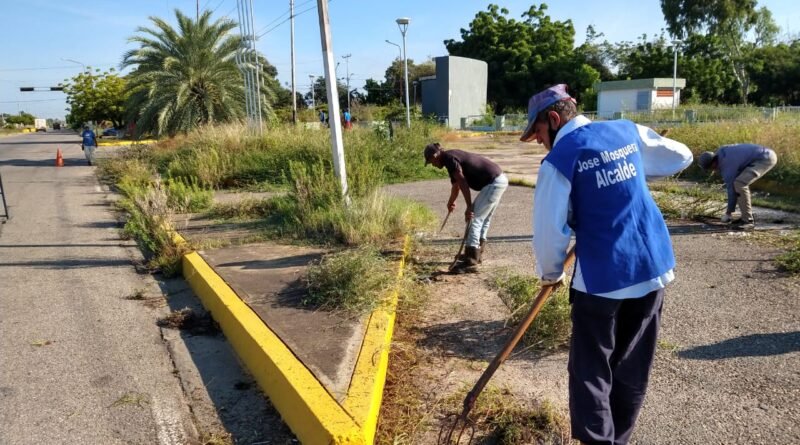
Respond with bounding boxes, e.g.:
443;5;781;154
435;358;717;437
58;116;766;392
775;230;800;274
442;386;571;444
490;270;572;351
304;246;395;314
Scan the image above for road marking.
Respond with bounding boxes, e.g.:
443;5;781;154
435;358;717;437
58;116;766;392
151;396;187;445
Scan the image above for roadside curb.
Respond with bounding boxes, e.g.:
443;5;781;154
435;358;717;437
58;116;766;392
172;231;408;444
98;139;157;147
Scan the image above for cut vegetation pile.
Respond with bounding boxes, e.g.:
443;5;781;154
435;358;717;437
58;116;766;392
490;269;572;351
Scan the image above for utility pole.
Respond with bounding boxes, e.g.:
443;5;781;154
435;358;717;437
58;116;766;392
342;54;351;111
290;0;297;124
248;0;263;132
197;0;199;20
316;0;348;201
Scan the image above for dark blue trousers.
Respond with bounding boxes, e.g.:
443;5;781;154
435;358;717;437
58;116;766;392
568;288;664;445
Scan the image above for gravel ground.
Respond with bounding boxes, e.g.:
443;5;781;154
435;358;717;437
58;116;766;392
385;179;800;444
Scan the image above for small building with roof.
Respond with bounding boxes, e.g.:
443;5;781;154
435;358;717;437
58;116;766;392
596;78;686;119
419;55;487;129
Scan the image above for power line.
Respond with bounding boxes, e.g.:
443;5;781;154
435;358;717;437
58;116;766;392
257;0;329;38
0;99;63;104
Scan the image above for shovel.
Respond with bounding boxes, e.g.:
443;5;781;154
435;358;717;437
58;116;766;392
439;245;577;444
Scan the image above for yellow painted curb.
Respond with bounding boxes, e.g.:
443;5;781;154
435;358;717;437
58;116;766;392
98;139;157;147
171;231;409;444
343;235;408;444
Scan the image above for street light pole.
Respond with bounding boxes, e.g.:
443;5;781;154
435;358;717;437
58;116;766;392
342;54;351;112
671;39;682;118
396;17;411;128
309;74;316;109
385;40;403;103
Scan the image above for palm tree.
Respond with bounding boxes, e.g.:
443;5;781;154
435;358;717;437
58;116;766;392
123;9;274;137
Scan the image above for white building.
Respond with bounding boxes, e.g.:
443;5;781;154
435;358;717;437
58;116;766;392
596;78;686;119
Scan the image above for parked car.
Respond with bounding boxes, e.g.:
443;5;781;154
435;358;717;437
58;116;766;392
102;128;119;137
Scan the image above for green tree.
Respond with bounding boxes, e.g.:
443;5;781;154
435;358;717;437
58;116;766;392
747;40;800;105
444;4;599;113
122;9;275;137
5;111;35;126
62;68;128;129
660;0;779;103
363;58;434;106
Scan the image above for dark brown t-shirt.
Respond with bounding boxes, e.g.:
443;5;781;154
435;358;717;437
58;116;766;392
440;149;502;191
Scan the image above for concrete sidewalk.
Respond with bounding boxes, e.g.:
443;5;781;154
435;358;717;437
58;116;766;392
174;225;406;444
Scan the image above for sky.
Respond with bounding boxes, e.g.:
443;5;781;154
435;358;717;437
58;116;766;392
1;0;797;121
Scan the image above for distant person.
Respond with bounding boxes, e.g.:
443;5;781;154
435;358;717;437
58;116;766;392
520;84;693;445
697;144;778;230
80;125;98;166
424;142;508;273
343;110;352;129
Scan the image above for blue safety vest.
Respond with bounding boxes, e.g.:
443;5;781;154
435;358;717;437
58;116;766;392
543;120;675;294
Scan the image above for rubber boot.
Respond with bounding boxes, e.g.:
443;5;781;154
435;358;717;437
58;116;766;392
452;246;480;274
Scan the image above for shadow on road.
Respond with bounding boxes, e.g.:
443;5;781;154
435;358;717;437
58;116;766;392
678;331;800;360
155;277;296;443
0;258;132;268
0;158;87;167
217;252;322;270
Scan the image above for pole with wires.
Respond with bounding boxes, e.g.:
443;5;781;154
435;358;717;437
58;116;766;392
290;0;297;125
248;0;263;132
235;0;253;122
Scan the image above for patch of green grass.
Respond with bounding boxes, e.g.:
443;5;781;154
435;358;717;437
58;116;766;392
665;121;800;193
260;159;436;246
649;182;725;220
443;386;571;444
775;230;800;274
206;197;273;220
305;246;396;314
490;270;572;351
110;392;149;409
657;338;680;354
508;177;535;188
165;176;213;213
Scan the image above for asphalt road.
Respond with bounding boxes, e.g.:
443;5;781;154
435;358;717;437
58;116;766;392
0;132;196;444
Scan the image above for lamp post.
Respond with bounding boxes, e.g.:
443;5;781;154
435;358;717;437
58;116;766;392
671;39;682;118
62;58;86;72
385;40;403;102
309;74;316;109
396;17;411;128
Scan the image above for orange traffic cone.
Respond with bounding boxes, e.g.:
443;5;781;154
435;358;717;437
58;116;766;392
56;148;64;167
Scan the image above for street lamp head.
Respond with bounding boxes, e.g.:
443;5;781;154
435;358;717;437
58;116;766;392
671;39;683;47
396;17;410;34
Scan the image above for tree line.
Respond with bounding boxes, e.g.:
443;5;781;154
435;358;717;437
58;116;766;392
60;2;799;137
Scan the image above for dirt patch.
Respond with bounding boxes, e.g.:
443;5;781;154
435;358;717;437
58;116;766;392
378;241;573;444
157;307;220;336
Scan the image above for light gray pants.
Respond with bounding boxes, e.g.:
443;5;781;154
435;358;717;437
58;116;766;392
467;174;508;248
83;144;97;165
734;150;778;222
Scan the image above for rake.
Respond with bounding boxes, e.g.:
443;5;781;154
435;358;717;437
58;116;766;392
439;245;576;444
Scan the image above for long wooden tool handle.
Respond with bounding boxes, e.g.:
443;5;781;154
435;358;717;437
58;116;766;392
439;210;452;234
462;245;577;411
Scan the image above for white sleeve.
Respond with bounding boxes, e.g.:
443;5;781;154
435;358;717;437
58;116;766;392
637;125;693;180
533;161;572;281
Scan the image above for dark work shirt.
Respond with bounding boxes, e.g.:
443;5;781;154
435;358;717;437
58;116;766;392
441;149;502;191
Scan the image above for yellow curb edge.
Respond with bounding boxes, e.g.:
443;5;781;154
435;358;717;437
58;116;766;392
171;231;410;444
98;139;157;147
342;235;409;443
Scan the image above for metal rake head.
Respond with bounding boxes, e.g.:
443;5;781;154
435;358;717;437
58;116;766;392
438;412;476;445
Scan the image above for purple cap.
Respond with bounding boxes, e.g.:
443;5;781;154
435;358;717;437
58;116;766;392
520;84;573;142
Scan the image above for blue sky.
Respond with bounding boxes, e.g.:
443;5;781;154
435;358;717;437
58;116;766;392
1;0;797;120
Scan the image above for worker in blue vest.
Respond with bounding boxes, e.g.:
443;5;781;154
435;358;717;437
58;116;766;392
520;84;693;445
81;124;98;166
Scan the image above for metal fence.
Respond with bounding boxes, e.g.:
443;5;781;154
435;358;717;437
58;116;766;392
460;106;800;132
